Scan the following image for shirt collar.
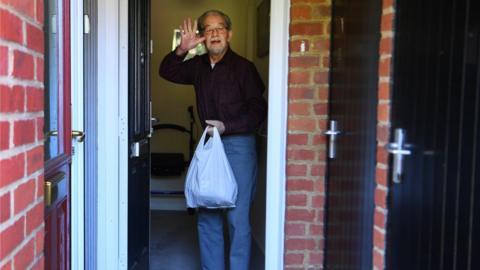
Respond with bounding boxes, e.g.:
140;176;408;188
201;46;233;65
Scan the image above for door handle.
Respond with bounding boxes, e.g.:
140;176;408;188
324;120;341;159
45;172;66;207
72;130;85;142
385;128;412;184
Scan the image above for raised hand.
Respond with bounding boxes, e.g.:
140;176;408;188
176;18;206;56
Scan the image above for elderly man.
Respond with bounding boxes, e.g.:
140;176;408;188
159;9;267;270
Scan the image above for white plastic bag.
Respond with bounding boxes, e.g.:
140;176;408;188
184;126;238;208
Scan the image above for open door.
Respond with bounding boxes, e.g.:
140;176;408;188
324;0;381;268
387;0;480;268
128;0;151;268
43;0;72;268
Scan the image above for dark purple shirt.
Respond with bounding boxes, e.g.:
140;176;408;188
159;48;267;135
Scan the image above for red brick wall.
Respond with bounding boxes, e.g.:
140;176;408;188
0;0;45;269
374;0;395;269
286;0;331;269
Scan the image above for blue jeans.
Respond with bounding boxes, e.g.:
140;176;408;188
197;133;257;270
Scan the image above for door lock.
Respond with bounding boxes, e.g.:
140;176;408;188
386;128;412;184
324;120;341;159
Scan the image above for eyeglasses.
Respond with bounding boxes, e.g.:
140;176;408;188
203;26;227;35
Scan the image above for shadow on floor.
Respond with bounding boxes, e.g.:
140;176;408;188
150;210;264;270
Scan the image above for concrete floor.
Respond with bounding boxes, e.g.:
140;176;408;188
149;210;264;270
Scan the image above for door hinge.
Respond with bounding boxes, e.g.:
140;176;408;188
84;14;90;34
150;40;153;54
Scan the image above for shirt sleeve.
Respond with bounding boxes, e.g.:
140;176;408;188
158;49;195;84
224;62;268;134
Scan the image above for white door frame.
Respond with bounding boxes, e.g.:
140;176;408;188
70;0;85;269
95;0;289;268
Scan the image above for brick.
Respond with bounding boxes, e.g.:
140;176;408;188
312;5;331;18
374;228;385;250
0;261;12;270
36;174;44;199
309;224;322;235
0;46;8;75
13;238;35;270
26;23;44;53
379;82;390;100
291;5;312;20
0;9;23;44
34;229;44;256
288;102;311;116
14;178;36;215
383;0;394;9
316;87;328;100
290;22;324;35
313;103;327;115
7;0;35;19
0;192;11;223
313;134;326;145
378;103;390;122
322;55;330;68
287;164;308;177
287;209;315;222
313;178;325;192
376;145;388;164
0;217;25;258
287;179;314;191
35;57;44;83
376;167;388;186
289;56;320;68
312;195;325;208
378;57;391;77
26;146;43;174
36;0;44;24
0;85;25;113
286;223;306;236
381;13;394;32
26;202;43;235
312;38;329;52
285;238;316;250
36;117;44;142
13;119;35;146
374;209;386;229
0;121;9;150
288;118;316;132
0;153;25;188
373;249;384;269
310;164;325;176
12;50;35;80
313;71;329;84
374;188;387;209
287;194;308;206
380;37;393;55
285;253;304;264
288;149;315;161
288;87;314;100
11;85;26;112
309;251;323;264
289;71;310;84
30;256;44;270
288;134;309;145
26;87;43;112
377;124;389;143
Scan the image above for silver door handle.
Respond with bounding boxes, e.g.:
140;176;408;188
324;120;341;159
385;128;412;184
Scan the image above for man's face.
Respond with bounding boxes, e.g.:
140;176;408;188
202;14;232;56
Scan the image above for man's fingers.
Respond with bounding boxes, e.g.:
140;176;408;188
187;17;193;33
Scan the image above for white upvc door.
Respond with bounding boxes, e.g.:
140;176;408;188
70;0;85;269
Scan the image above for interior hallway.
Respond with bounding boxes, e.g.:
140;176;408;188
150;211;265;270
